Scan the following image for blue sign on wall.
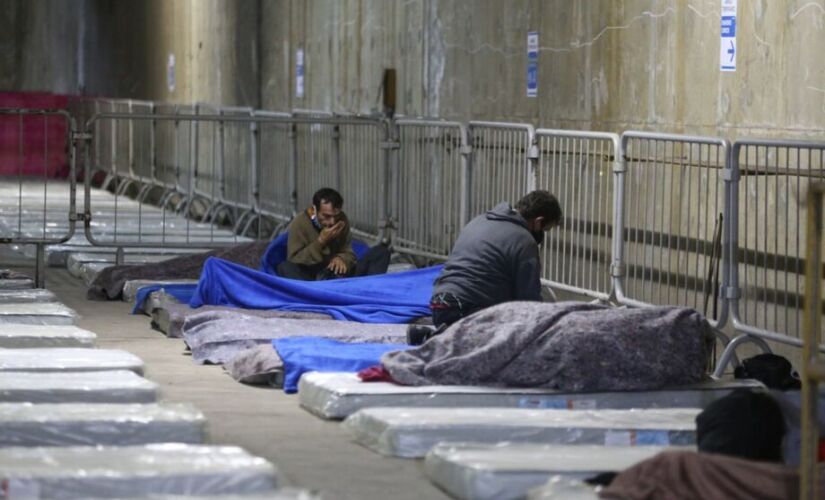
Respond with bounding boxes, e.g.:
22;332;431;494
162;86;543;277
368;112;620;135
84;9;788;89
527;32;538;97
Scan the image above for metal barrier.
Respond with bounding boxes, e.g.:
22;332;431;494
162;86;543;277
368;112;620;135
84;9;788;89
467;122;536;218
801;182;825;500
256;110;294;230
392;119;469;260
153;103;196;207
0;108;77;285
535;130;620;301
615;132;731;328
729;139;825;347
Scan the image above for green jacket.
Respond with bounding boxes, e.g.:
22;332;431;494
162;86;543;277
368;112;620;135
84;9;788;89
286;210;357;271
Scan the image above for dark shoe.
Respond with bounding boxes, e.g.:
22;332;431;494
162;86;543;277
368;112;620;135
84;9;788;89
406;324;435;346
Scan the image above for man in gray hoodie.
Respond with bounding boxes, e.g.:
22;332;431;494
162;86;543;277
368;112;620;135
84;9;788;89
408;190;562;344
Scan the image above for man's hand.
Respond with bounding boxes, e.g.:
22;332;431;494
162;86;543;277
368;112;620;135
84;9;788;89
318;221;346;246
327;256;348;275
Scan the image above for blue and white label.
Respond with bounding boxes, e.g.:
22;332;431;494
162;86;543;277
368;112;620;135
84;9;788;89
526;31;539;97
167;54;176;92
720;0;737;72
296;48;305;98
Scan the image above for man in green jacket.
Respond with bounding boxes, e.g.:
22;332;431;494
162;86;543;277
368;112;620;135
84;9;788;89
277;187;389;280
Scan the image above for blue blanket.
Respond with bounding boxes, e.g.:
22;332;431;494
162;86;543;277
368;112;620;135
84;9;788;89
190;258;441;323
273;336;411;393
131;235;372;313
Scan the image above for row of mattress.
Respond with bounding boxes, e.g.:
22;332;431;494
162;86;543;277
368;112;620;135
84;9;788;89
0;272;305;499
294;371;765;499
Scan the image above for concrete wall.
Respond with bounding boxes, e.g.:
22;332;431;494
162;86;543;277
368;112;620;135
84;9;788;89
265;0;825;140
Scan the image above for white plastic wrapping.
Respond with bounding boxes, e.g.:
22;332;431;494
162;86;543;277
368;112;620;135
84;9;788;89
0;348;144;375
66;253;176;277
527;477;601;500
344;407;700;458
298;371;764;420
426;443;675;500
0;289;57;303
0;402;206;447
0;278;34;290
0;302;78;325
79;262;111;286
0;443;278;498
0;325;96;348
124;490;321;500
0;370;157;403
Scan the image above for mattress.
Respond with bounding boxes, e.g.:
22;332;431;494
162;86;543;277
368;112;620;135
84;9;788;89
0;402;206;447
0;325;96;348
123;279;198;304
527;478;601;500
0;277;34;290
48;247;206;268
298;372;765;420
0;302;78;325
0;289;57;303
66;253;176;278
0;443;278;498
0;348;145;375
426;443;659;500
343;407;700;457
0;370;157;403
122;491;321;500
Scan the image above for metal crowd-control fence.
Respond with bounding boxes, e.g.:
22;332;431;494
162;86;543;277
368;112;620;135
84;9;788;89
83;111;252;251
392;119;469;260
256;110;293;232
535;130;619;301
615;132;731;329
153;103;196;210
800;183;825;500
467;122;536;218
728;139;825;346
0;108;77;286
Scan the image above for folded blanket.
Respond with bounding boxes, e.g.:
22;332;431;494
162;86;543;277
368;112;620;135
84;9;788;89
382;301;714;391
189;258;440;323
223;345;283;385
182;314;407;364
87;240;271;300
273;337;411;393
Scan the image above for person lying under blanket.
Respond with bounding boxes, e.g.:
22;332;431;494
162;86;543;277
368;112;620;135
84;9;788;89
277;187;390;281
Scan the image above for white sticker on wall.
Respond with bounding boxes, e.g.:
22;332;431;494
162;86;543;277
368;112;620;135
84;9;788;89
720;0;737;72
296;48;305;98
167;54;176;92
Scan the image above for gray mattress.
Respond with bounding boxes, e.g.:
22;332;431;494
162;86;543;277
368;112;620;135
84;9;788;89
343;407;700;457
0;289;57;303
0;402;206;447
0;348;144;375
0;302;78;325
0;325;96;348
426;443;662;500
298;372;765;420
0;370;157;403
0;269;34;290
0;443;278;498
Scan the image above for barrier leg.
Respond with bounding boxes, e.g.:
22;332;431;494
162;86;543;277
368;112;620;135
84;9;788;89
34;243;45;288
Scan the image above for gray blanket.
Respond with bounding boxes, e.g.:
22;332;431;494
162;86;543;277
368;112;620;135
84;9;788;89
86;240;271;300
382;301;714;391
150;297;331;338
182;313;407;364
223;345;284;385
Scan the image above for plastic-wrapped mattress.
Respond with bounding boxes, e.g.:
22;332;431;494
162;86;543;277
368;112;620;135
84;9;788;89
0;325;96;348
118;489;320;500
0;370;157;403
426;443;662;500
0;348;144;375
0;302;78;325
0;402;206;447
298;372;764;419
66;253;176;278
344;407;699;457
0;443;278;498
0;289;57;303
0;269;33;290
527;478;600;500
123;279;198;304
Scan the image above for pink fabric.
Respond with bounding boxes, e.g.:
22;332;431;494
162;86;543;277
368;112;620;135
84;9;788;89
0;92;71;178
358;365;398;383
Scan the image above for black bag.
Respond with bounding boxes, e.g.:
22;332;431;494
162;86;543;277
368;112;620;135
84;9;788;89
734;353;801;390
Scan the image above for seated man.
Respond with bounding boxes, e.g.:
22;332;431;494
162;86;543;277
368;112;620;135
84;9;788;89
277;187;390;281
408;190;562;344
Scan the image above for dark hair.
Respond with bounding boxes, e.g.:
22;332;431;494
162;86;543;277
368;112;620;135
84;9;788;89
312;188;344;210
515;190;562;224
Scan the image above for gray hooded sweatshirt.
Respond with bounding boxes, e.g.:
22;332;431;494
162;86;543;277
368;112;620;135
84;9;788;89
432;202;543;308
